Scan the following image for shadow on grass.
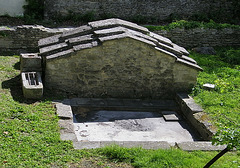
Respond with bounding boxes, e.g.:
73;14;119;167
1;60;69;103
1;75;68;104
1;75;38;104
13;61;20;70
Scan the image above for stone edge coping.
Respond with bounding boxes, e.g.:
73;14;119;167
53;98;224;151
176;93;216;141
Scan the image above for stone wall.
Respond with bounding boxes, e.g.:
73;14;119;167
0;26;73;55
1;25;239;55
44;0;234;21
156;28;240;48
45;38;198;99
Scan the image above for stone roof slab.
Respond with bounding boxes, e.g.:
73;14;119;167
157;42;182;57
181;55;197;64
89;18;149;34
73;41;98;51
149;32;173;47
98;33;129;43
176;58;203;71
155;47;177;59
127;29;158;44
173;44;189;55
68;34;94;45
61;25;92;39
40;42;68;55
38;34;61;47
46;49;74;59
93;27;125;37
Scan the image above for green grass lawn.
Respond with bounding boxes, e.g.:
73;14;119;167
190;48;240;127
0;48;239;167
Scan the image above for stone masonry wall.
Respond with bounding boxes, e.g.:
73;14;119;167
44;38;198;99
156;28;240;48
44;0;234;21
0;26;73;55
1;26;239;55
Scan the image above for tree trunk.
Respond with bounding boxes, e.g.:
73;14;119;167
204;147;230;168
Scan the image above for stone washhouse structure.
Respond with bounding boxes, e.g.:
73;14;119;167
19;19;222;149
20;18;202;100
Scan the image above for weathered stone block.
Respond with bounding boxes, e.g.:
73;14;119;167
176;93;215;140
56;103;73;119
20;53;42;72
162;111;181;121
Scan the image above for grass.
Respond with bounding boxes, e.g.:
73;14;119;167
189;48;240;127
0;48;240;167
98;145;240;168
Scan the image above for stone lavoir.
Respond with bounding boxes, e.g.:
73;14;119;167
20;18;202;99
19;19;222;149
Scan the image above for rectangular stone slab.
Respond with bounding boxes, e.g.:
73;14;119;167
162;111;181;121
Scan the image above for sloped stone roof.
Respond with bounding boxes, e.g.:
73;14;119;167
38;18;202;71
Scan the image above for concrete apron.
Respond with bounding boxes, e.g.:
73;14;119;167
54;98;226;150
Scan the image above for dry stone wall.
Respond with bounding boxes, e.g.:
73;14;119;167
44;0;234;21
0;26;74;55
156;28;240;48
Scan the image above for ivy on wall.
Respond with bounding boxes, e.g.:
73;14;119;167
23;0;44;21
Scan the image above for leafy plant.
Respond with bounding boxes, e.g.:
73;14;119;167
204;118;240;167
